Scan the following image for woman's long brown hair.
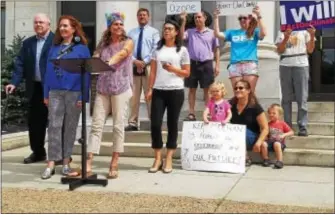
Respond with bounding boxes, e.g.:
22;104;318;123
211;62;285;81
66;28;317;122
246;15;258;39
94;23;128;55
53;15;88;45
230;80;259;106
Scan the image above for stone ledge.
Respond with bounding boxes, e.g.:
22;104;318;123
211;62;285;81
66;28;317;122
1;132;29;151
73;142;335;167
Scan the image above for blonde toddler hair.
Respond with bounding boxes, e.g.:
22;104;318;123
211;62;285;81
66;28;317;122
209;81;227;99
268;103;284;119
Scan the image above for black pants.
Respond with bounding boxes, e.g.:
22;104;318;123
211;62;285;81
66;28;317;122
28;82;48;157
150;89;184;149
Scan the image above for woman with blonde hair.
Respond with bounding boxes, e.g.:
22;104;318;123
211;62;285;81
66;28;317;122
213;6;266;92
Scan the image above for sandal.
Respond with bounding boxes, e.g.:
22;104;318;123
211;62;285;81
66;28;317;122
184;113;196;121
107;166;118;179
67;168;93;178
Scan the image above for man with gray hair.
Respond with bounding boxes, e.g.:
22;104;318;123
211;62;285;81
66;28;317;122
5;13;55;164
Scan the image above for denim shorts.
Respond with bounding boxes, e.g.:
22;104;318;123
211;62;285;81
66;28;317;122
246;129;259;151
266;140;286;152
228;62;258;78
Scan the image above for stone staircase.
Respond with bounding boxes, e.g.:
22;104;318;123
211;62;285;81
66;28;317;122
73;102;334;167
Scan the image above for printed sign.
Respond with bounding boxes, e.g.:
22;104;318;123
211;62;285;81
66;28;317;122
216;1;257;16
181;121;246;174
166;1;201;15
280;1;335;31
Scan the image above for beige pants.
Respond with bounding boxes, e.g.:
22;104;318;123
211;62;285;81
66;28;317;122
128;67;151;125
88;88;132;154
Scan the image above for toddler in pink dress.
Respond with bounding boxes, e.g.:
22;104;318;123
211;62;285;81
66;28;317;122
203;81;232;124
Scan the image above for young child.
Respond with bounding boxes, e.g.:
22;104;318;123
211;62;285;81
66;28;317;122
261;104;294;169
203;81;232;124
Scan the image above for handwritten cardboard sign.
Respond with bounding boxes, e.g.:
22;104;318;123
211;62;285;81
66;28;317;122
166;1;201;15
216;1;257;16
181;121;246;174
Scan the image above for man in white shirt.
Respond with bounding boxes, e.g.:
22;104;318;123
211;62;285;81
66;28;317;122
275;26;316;136
125;8;160;131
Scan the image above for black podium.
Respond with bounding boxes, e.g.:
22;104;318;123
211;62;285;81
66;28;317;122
51;57;113;191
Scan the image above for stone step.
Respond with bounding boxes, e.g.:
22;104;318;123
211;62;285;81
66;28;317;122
139;120;334;136
177;101;335;112
72;142;335;167
178;110;334;123
100;131;334;150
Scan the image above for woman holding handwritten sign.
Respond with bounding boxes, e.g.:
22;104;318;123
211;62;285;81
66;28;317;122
145;20;190;173
213;6;266;92
229;80;269;166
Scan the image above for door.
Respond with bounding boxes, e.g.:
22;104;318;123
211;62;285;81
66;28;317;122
310;28;335;101
59;1;97;114
60;1;96;55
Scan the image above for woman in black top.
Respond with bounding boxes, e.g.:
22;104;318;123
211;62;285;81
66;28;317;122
230;80;269;166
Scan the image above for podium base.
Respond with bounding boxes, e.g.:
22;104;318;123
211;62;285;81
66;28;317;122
61;174;108;191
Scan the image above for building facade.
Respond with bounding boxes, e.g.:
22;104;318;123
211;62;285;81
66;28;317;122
2;1;334;111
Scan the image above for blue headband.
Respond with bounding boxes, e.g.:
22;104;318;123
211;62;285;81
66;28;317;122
105;12;125;27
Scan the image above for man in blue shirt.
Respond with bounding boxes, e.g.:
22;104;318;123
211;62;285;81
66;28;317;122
125;8;160;131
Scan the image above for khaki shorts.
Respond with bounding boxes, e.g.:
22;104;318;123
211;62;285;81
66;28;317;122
228;62;259;78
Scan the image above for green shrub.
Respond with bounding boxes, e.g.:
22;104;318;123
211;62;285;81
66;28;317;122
1;34;28;126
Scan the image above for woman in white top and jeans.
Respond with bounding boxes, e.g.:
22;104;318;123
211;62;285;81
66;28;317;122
145;20;190;173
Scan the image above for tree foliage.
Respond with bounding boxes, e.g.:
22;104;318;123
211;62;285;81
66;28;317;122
1;34;28;127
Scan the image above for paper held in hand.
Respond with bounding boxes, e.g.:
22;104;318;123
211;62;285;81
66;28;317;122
181;121;246;174
216;1;257;16
166;1;201;15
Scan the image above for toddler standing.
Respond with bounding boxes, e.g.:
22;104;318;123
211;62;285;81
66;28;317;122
261;104;294;169
203;81;232;124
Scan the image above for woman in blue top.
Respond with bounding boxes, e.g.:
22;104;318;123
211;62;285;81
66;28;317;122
213;6;266;92
41;15;91;179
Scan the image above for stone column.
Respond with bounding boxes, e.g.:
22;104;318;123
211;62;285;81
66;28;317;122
96;1;139;41
219;1;280;109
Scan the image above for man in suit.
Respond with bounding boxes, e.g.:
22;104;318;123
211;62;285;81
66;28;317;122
5;13;54;164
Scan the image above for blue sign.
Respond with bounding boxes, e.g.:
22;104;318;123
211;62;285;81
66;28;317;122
280;1;335;31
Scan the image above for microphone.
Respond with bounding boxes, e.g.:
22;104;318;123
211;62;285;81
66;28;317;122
60;36;81;54
56;36;81;60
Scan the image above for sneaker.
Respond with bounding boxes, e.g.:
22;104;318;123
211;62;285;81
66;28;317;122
125;125;138;131
298;129;308;137
62;165;71;175
274;160;284;169
262;159;271;167
41;167;55;180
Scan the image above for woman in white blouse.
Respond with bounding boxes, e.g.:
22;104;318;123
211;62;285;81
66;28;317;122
145;20;190;173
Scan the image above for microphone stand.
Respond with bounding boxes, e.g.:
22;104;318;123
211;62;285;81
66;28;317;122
56;51;108;191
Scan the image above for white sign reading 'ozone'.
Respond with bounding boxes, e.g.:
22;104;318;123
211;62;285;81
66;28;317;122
181;121;246;174
166;1;201;15
216;1;257;16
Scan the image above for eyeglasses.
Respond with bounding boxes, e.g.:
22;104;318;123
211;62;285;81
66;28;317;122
234;86;245;91
164;27;174;31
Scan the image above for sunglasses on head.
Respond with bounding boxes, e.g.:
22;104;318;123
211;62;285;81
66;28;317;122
234;86;245;91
